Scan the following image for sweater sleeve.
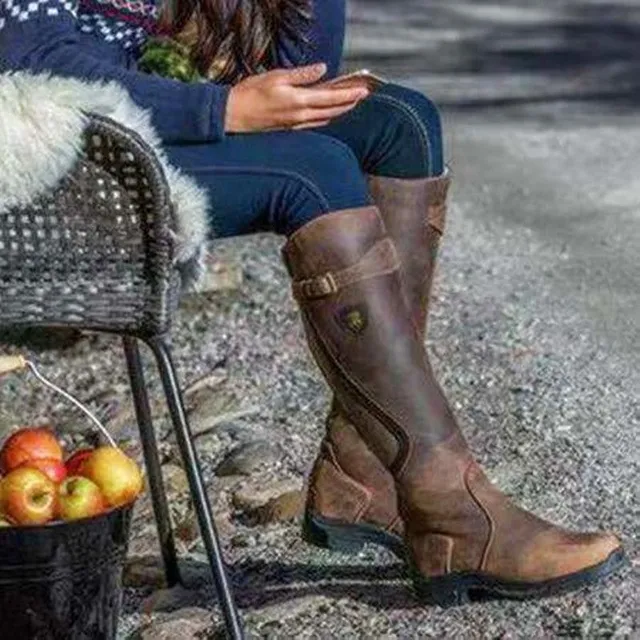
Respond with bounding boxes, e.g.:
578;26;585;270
276;0;346;78
0;0;230;144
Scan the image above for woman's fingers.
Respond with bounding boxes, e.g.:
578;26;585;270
291;119;333;130
301;86;370;108
272;63;328;86
225;64;368;133
261;101;359;131
293;101;362;125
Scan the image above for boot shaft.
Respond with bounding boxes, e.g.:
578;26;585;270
282;206;459;473
305;173;454;539
368;172;451;336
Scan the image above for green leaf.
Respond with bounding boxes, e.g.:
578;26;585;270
138;37;205;83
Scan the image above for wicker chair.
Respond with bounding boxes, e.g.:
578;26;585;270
0;113;244;639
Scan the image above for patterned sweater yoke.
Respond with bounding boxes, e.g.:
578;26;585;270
1;0;161;52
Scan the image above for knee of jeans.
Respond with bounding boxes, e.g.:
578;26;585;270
276;137;371;234
370;84;444;177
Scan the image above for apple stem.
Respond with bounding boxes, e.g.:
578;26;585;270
24;360;118;448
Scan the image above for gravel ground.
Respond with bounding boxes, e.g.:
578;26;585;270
1;1;638;638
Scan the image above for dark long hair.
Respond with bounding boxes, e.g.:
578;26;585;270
157;0;313;82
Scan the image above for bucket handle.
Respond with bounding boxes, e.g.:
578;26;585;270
0;355;117;448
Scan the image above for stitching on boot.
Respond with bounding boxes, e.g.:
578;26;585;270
464;461;496;572
440;534;454;574
415;534;454;576
395;437;415;479
304;310;412;471
427;204;447;234
385;514;403;535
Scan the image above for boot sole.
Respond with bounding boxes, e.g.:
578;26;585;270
303;512;406;558
411;547;628;607
305;515;628;607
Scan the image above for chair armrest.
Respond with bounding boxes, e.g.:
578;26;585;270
0;113;181;337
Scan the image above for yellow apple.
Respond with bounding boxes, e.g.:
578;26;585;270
0;467;57;525
58;476;106;521
80;447;143;508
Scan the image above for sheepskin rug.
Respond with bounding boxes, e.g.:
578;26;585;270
0;70;210;288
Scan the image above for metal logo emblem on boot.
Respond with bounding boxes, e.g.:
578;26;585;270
337;305;368;335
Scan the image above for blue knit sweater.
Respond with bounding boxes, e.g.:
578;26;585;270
0;0;345;143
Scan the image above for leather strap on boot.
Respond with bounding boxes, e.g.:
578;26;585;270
291;237;400;302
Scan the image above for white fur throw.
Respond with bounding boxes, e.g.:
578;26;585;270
0;70;210;289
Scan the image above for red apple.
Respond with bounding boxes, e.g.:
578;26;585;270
0;467;57;525
65;448;93;476
18;457;67;484
57;476;106;521
81;447;143;508
0;427;63;474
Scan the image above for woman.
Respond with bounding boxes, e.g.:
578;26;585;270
0;0;625;605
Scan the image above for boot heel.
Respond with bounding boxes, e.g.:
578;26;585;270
411;570;473;608
302;513;366;554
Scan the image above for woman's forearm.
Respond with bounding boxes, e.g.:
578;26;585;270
36;41;230;144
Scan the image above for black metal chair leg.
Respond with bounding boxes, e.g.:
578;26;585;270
146;335;244;640
123;336;181;587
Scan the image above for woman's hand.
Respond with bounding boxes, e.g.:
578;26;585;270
224;63;369;133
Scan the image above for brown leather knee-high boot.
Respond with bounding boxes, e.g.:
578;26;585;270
283;206;624;605
304;172;451;554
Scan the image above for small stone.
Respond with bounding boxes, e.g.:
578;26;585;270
138;607;214;639
248;595;333;628
140;583;200;614
124;555;167;589
174;509;200;544
158;441;180;465
199;259;244;294
213;512;236;539
103;402;136;436
84;386;128;425
232;479;302;512
162;463;190;497
215;420;268;443
185;389;244;437
189;510;236;546
215;441;280;477
124;555;212;590
195;434;225;457
184;369;228;399
253;490;305;524
230;532;257;548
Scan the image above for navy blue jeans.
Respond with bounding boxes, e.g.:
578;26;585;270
164;82;444;238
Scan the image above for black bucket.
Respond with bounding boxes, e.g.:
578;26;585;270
0;502;134;640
